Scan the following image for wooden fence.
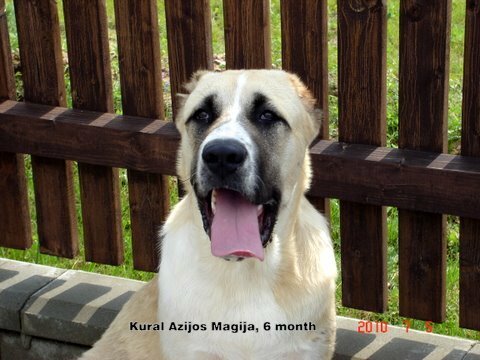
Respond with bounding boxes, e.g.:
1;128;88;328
0;0;479;331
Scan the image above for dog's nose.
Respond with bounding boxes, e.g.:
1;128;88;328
202;140;247;176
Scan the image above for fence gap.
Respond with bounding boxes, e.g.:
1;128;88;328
337;0;388;312
0;0;31;249
270;0;281;69
114;0;169;272
63;0;123;265
459;0;480;331
223;0;271;69
280;0;329;216
398;0;451;323
13;0;78;258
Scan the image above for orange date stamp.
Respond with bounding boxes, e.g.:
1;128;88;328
357;319;434;334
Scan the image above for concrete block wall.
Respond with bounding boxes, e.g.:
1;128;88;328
0;259;143;360
1;258;479;360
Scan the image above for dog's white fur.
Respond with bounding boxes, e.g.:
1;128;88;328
80;70;337;360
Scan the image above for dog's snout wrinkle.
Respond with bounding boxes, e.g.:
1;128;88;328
202;139;247;177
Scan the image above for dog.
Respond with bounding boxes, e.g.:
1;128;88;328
80;70;337;360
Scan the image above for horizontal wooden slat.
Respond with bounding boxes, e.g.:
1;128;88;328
0;100;179;175
2;100;480;220
309;141;480;219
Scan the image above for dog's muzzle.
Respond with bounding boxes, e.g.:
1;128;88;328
195;139;280;262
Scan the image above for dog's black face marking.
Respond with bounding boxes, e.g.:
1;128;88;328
186;94;223;177
187;95;219;127
250;93;291;130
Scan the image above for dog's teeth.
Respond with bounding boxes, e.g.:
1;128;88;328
257;205;264;216
211;190;217;214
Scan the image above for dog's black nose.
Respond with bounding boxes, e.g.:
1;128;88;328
202;140;247;176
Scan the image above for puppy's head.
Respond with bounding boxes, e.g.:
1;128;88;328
175;70;320;262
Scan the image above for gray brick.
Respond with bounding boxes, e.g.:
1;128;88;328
22;270;144;346
465;344;480;360
0;330;89;360
333;317;476;360
0;260;65;331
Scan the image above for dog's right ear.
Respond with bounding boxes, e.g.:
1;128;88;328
287;73;322;141
174;70;210;121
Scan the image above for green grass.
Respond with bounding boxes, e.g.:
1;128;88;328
1;0;478;341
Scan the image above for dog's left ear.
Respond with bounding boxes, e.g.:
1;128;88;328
174;70;210;122
183;70;209;93
288;73;322;137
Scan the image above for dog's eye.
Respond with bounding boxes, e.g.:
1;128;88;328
258;110;280;124
192;110;212;124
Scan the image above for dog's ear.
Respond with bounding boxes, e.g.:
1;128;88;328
174;70;210;122
288;73;322;137
183;70;209;93
288;73;316;110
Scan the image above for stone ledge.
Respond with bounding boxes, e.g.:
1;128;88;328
335;317;479;360
22;268;144;346
0;260;66;332
0;330;88;360
1;258;479;359
466;344;480;359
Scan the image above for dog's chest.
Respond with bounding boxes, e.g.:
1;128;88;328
159;268;285;357
157;227;322;359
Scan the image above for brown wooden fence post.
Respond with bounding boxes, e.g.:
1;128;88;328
398;0;451;323
164;0;213;197
223;0;271;69
14;0;78;257
165;0;213;117
0;0;14;102
280;0;329;216
114;0;169;272
0;0;31;249
459;0;480;331
337;0;388;312
63;0;123;265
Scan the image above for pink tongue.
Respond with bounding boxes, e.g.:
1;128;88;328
211;189;264;261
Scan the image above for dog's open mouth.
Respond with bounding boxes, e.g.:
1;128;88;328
198;188;279;261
